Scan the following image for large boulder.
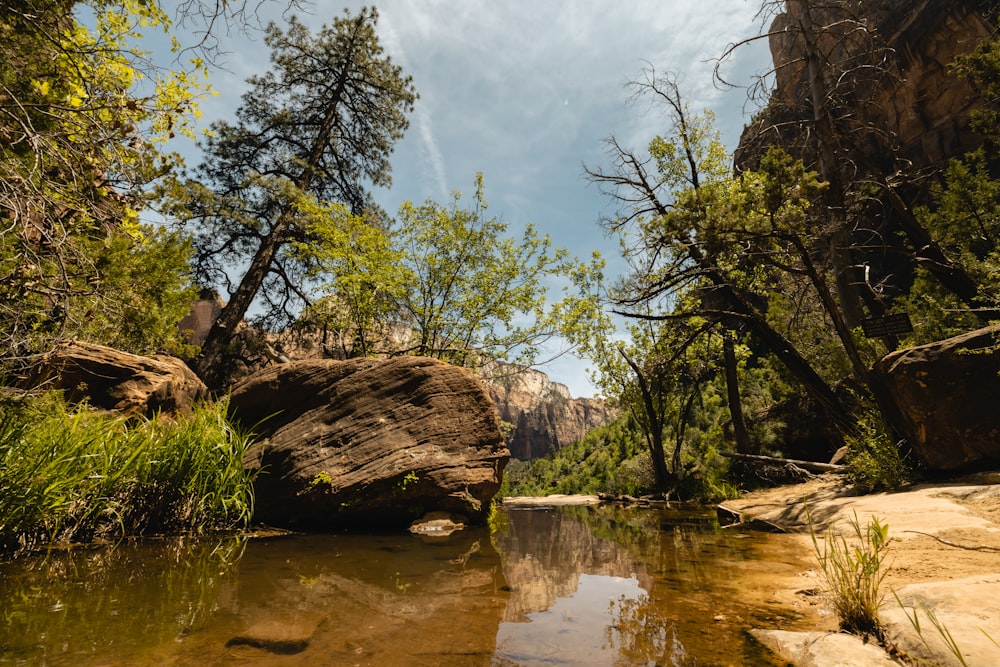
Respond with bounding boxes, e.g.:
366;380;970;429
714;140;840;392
228;356;509;529
22;340;207;416
872;325;1000;472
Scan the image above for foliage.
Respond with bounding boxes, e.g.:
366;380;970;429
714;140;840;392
0;0;210;360
390;174;603;369
159;7;417;385
502;412;740;501
300;209;405;358
0;392;256;559
845;413;914;493
810;511;892;640
502;415;650;497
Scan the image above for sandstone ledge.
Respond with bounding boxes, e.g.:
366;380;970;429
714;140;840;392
722;474;1000;666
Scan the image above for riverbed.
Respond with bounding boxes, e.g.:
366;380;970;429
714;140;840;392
0;503;833;666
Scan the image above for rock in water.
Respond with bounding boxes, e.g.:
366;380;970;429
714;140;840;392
23;340;207;416
872;325;1000;472
225;613;326;655
229;356;509;529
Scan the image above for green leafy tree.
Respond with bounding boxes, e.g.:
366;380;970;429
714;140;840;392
0;0;210;360
296;209;405;359
585;70;857;435
390;173;604;370
160;8;417;388
902;31;1000;332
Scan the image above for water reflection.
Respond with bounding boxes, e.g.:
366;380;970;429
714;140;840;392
492;505;825;666
0;505;829;666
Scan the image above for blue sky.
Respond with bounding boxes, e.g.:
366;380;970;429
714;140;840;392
165;1;773;397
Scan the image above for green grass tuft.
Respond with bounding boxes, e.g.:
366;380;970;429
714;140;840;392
810;511;892;641
0;392;256;558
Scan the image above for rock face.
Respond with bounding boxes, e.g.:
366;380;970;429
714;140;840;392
741;0;993;170
486;367;616;460
872;325;1000;472
181;293;611;460
228;355;509;529
24;340;207;416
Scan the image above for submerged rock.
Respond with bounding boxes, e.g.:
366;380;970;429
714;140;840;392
872;325;1000;472
225;613;326;655
750;629;900;667
229;356;508;530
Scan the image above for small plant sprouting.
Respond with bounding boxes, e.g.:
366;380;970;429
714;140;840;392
310;471;333;488
810;510;892;641
395;471;419;493
893;591;970;666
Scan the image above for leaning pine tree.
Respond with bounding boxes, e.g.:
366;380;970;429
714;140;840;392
159;7;416;389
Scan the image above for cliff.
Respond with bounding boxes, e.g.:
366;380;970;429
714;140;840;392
737;0;994;171
483;366;616;460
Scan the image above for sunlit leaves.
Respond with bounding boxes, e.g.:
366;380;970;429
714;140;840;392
0;0;209;357
391;173;602;369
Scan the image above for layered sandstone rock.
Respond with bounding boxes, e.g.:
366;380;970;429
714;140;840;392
23;340;207;416
182;293;613;460
228;355;509;529
872;325;1000;472
739;0;992;170
485;367;615;460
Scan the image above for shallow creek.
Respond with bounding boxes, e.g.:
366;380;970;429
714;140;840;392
0;504;830;666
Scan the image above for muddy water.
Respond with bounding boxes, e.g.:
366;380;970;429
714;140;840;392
0;504;829;666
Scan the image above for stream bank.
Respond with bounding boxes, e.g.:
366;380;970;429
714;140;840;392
720;472;1000;666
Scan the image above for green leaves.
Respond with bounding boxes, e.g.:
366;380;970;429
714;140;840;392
160;8;417;372
390;174;602;369
0;393;256;558
1;0;208;359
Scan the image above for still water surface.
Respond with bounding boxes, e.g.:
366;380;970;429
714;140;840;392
0;504;829;666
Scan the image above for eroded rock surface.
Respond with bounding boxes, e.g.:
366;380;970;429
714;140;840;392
228;355;508;529
741;0;992;170
872;325;1000;472
722;474;1000;667
23;340;207;416
485;368;615;460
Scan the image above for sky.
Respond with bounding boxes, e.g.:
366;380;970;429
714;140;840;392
165;1;774;398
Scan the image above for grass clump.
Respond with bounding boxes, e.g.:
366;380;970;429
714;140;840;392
0;392;256;559
810;511;892;641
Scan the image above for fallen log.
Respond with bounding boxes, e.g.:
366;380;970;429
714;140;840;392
721;452;847;474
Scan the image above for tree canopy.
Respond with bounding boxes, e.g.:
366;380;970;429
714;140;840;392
0;0;215;360
159;7;417;387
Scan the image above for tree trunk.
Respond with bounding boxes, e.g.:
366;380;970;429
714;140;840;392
619;347;670;489
722;330;754;455
193;24;361;390
795;0;866;328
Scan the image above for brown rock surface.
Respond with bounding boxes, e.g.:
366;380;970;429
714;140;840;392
23;340;207;416
485;367;615;460
181;292;610;459
872;325;1000;472
228;355;508;529
721;473;1000;666
754;0;991;169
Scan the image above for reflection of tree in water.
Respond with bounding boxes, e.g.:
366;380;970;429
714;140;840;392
606;593;695;667
0;536;246;663
554;505;807;666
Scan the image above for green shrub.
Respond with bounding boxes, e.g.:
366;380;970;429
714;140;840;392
845;414;913;493
0;392;256;558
